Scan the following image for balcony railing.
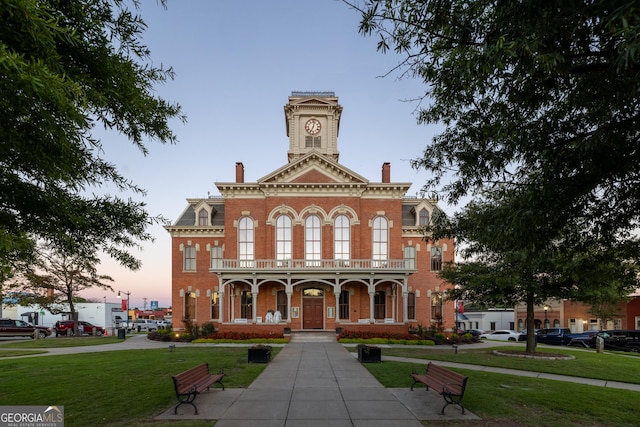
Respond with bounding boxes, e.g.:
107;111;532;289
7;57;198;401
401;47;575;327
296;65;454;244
212;259;415;271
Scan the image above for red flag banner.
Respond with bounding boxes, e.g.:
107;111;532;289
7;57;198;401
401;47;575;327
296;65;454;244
121;299;127;311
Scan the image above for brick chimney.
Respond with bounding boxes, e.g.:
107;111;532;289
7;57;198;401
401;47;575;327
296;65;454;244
235;162;244;183
382;162;390;183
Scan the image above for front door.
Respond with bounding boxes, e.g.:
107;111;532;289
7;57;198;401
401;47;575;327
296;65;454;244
303;297;324;329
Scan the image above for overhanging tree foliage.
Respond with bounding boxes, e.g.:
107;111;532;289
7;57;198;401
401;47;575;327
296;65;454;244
0;0;185;273
348;0;640;344
436;189;640;351
17;243;114;335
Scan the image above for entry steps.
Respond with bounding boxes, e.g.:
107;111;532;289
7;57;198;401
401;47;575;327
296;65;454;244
289;331;338;342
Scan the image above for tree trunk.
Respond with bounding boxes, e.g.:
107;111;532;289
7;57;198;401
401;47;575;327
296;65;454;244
525;292;537;353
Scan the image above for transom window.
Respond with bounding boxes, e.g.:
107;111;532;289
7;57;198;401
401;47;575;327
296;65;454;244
334;215;350;261
303;288;324;297
305;215;321;266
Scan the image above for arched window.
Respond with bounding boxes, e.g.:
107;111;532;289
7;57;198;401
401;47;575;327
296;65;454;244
334;215;350;262
198;209;208;226
276;215;292;265
372;217;388;266
419;208;429;226
305;215;321;266
238;217;254;267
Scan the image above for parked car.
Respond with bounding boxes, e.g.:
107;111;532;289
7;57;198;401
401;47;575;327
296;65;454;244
54;320;105;336
596;330;640;353
479;330;526;341
566;331;603;348
0;318;51;339
535;328;573;345
129;319;158;332
156;320;172;329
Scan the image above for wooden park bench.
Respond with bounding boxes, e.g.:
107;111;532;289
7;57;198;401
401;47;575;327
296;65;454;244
172;362;225;414
410;362;468;415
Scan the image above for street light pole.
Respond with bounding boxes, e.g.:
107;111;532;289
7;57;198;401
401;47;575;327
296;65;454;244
544;305;549;328
118;291;131;331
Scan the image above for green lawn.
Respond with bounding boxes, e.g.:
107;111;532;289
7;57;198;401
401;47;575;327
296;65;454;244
1;339;639;426
0;346;277;427
379;344;640;384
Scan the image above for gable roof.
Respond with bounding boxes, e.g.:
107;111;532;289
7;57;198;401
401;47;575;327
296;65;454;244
258;150;368;185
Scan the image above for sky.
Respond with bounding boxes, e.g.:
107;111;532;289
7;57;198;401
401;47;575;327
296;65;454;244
83;0;450;309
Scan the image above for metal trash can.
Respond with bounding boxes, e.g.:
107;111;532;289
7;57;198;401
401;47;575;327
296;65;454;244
117;328;126;339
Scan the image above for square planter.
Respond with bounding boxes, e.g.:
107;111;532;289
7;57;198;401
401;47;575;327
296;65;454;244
248;346;271;363
357;345;381;363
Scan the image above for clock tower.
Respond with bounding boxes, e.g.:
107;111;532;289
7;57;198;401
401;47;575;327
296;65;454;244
284;91;342;162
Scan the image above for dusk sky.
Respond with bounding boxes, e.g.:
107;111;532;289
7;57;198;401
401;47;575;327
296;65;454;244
84;0;452;309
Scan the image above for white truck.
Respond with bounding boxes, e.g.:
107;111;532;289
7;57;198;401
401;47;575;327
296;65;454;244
129;319;158;332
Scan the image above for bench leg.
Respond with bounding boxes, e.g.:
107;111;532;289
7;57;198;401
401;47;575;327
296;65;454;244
174;392;199;415
441;393;465;415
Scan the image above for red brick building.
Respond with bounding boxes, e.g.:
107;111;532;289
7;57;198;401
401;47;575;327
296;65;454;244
515;291;640;332
165;92;455;335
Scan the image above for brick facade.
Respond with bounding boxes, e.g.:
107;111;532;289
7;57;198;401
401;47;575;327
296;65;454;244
165;92;455;335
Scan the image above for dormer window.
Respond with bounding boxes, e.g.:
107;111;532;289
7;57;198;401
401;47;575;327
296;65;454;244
198;209;208;226
419;209;429;226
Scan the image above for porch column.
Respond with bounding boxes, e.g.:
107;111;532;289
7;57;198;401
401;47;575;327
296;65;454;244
333;279;341;324
368;277;375;323
218;290;225;323
230;286;235;322
251;279;259;323
286;277;293;323
402;291;409;323
368;291;375;323
391;284;397;321
286;292;293;324
403;277;409;323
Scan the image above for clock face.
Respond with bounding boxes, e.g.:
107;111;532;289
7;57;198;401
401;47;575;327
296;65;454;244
305;118;321;135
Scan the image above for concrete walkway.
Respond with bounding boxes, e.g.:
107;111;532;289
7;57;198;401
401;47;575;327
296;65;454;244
155;333;478;425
